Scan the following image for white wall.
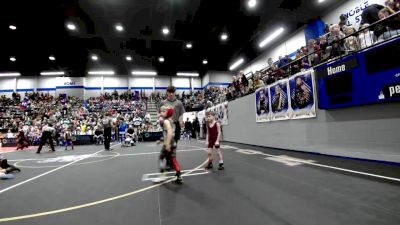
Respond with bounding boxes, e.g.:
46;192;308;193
0;78;16;98
37;77;56;96
16;78;35;93
103;76;128;90
202;74;210;88
0;75;204;99
224;93;400;163
102;76;129;95
208;71;234;84
130;77;154;89
85;76;102;88
55;77;84;98
322;0;386;28
129;76;154;96
172;77;191;94
155;76;170;89
243;29;307;74
192;77;202;90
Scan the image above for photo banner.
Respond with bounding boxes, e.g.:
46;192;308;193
289;71;317;119
197;110;206;124
207;102;229;125
255;87;271;122
270;79;291;121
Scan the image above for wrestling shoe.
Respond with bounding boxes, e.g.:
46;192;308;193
174;176;183;184
205;162;213;170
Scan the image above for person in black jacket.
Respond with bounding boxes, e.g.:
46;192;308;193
192;117;200;140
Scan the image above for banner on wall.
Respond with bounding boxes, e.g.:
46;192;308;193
289;71;317;119
255;87;271;122
270;79;291;121
207;102;229;125
197;110;206;124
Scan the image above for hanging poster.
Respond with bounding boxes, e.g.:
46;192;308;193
289;71;317;119
207;102;229;125
255;87;271;122
270;79;291;121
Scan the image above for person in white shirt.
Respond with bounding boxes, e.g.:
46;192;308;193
358;23;377;49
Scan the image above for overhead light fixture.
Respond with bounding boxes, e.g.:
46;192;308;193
66;22;76;31
9;25;17;30
220;33;228;41
158;57;165;62
126;55;132;61
176;72;199;77
203;59;208;65
162;27;170;35
115;24;124;32
0;72;21;77
229;58;244;71
259;27;284;48
88;70;115;75
10;57;16;62
248;0;257;8
49;55;56;61
318;0;326;2
91;55;98;61
131;71;157;76
186;43;193;49
40;71;65;76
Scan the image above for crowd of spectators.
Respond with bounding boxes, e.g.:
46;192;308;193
0;90;160;148
178;2;400;110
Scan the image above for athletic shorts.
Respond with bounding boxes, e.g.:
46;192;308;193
160;145;177;158
208;140;220;149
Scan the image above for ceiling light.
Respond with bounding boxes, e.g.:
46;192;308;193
9;25;17;30
126;56;132;61
186;43;193;49
91;55;98;61
259;27;284;48
66;22;76;31
0;72;21;77
229;58;244;71
40;71;65;76
162;27;170;35
131;71;157;76
115;24;124;32
158;57;165;62
318;0;326;2
10;57;16;62
49;55;56;61
176;72;199;77
220;33;228;41
88;71;115;75
248;0;257;8
203;59;208;65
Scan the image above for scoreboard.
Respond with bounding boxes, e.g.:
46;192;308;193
315;37;400;109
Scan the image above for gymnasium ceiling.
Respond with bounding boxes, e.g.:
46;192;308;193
0;0;346;77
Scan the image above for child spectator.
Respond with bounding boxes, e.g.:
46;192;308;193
358;23;377;48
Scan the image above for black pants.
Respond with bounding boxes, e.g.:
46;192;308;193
37;131;55;153
174;122;181;143
104;127;112;150
0;159;20;173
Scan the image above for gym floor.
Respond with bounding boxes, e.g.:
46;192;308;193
0;140;399;225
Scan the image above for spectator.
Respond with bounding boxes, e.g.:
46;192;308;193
327;24;346;58
377;7;400;41
343;26;360;53
358;23;377;48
